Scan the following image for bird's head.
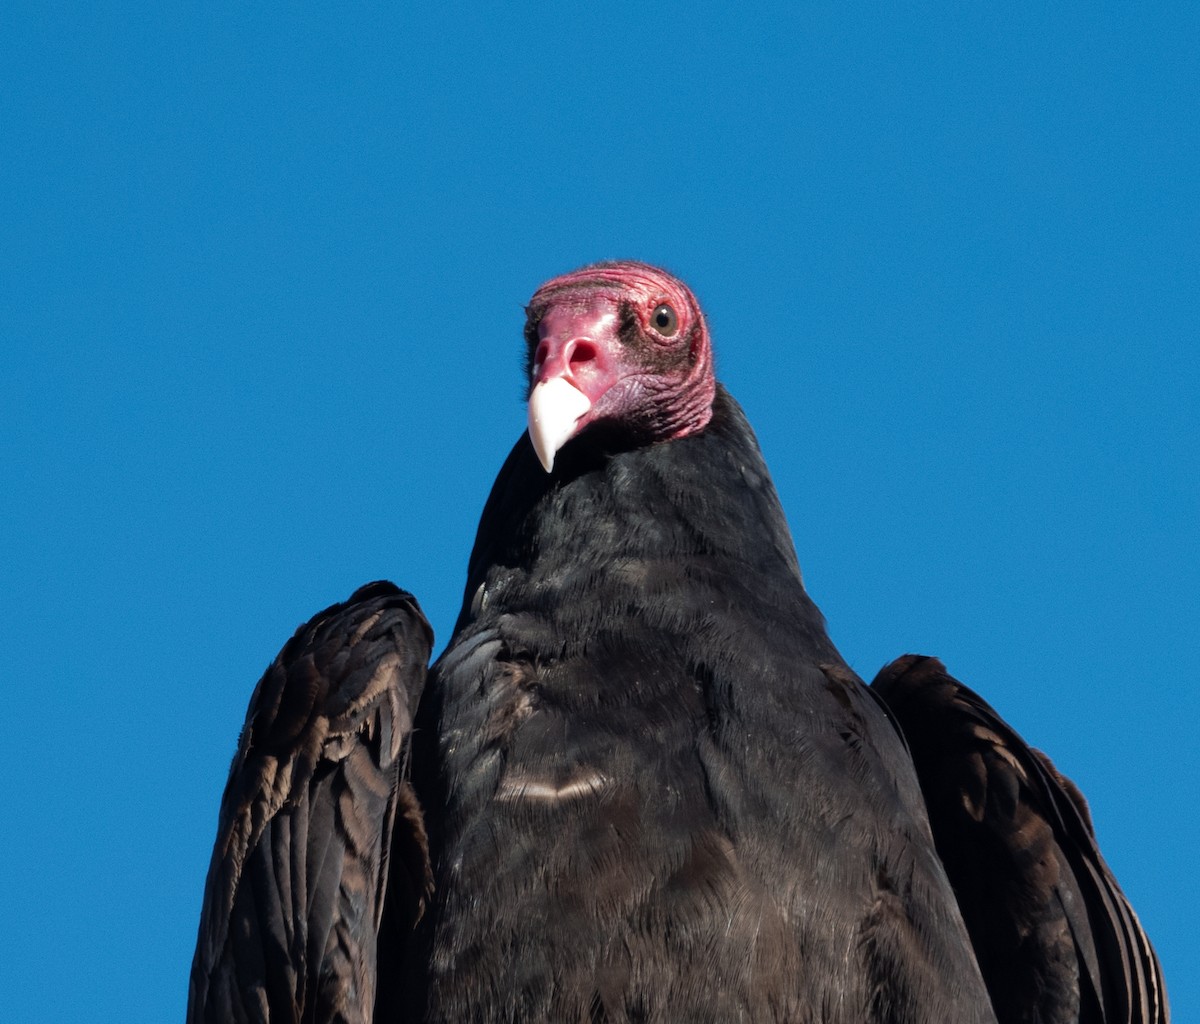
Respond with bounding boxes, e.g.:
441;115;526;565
524;261;716;472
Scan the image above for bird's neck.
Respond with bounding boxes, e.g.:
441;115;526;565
455;387;832;659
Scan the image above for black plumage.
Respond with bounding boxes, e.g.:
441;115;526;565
872;656;1167;1024
409;387;993;1022
188;262;1167;1024
189;583;432;1023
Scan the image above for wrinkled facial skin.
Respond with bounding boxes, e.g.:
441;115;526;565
524;268;703;392
522;261;716;471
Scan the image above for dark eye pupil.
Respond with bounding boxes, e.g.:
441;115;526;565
651;304;677;336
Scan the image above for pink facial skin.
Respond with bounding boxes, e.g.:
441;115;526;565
524;262;716;470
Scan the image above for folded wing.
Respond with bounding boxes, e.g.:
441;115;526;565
872;655;1167;1024
188;582;433;1024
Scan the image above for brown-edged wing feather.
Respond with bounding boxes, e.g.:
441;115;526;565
872;655;1167;1024
187;582;433;1024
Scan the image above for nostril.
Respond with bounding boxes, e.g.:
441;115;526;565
568;340;597;367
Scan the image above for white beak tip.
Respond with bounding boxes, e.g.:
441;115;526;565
528;378;592;474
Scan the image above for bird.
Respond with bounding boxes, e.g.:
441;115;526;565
188;260;1167;1023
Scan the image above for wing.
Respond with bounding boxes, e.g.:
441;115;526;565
188;582;434;1024
871;655;1168;1024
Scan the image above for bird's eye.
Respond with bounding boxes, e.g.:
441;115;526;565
650;304;678;337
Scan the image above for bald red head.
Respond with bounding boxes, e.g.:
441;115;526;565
524;261;716;471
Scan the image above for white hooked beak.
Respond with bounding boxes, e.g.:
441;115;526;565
527;377;592;472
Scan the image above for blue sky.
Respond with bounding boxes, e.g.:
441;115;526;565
2;4;1196;1021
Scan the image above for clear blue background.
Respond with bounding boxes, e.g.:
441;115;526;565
2;4;1195;1021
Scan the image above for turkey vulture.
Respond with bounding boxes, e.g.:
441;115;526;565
188;261;1167;1023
